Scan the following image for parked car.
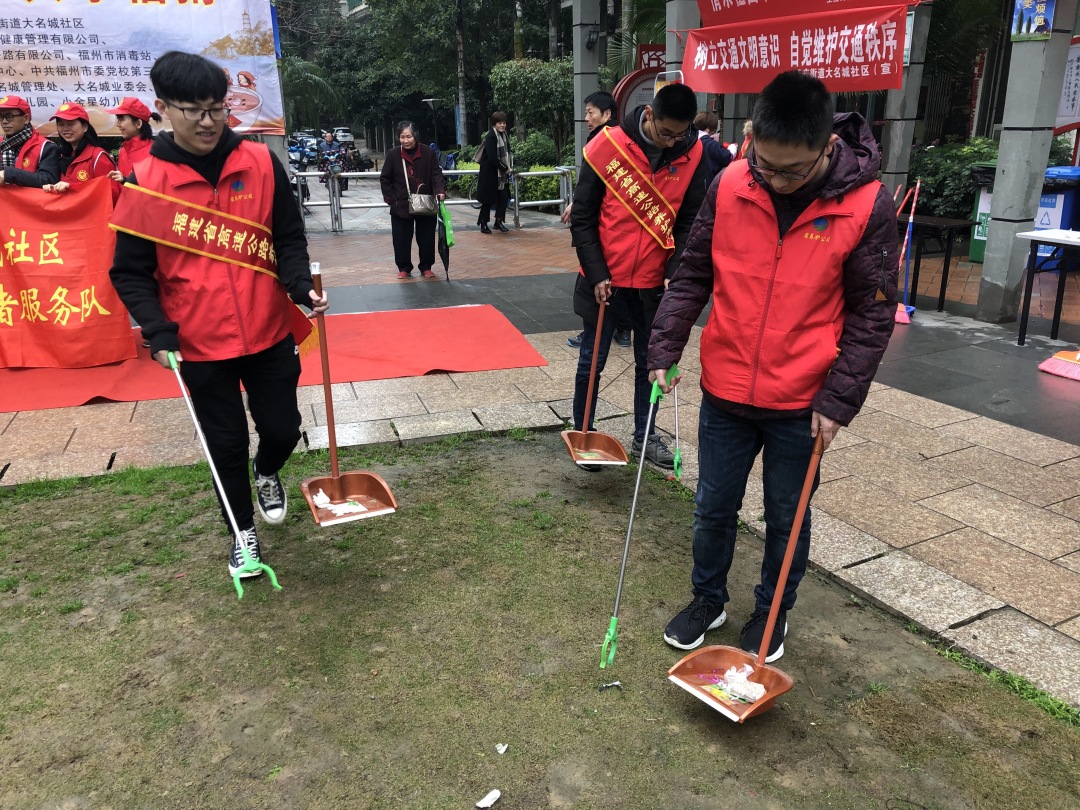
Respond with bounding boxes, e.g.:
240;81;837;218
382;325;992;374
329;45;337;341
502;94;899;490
333;127;354;145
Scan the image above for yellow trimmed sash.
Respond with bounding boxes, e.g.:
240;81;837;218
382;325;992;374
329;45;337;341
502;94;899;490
584;127;677;250
110;182;279;278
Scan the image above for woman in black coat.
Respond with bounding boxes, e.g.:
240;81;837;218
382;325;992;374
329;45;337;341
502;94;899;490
380;121;445;279
475;111;512;233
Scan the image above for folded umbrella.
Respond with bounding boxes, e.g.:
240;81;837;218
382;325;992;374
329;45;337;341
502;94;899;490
438;200;454;281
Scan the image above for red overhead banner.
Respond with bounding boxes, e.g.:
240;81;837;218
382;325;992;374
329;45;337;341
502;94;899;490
685;5;908;94
697;0;910;28
0;178;136;369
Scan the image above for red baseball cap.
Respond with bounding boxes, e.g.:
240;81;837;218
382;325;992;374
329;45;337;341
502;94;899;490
0;95;31;115
51;102;90;122
106;97;152;122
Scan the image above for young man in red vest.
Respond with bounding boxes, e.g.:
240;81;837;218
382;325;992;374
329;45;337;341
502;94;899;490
650;71;898;660
570;82;707;470
109;51;328;580
0;95;60;188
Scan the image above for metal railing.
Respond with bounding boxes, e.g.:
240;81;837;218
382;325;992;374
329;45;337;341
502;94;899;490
290;166;577;233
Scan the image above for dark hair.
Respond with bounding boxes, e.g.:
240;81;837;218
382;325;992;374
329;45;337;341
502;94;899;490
150;51;228;105
752;70;833;150
584;91;617;118
121;112;161;141
651;83;697;124
490;111;507;126
396;120;418;139
694;111;718;133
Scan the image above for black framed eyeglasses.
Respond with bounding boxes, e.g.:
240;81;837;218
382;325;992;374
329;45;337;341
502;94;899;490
651;121;690;142
0;112;27;122
750;144;827;181
166;102;231;122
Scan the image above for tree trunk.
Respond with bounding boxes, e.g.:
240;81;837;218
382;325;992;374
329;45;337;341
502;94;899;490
548;0;559;59
455;0;468;149
514;0;524;60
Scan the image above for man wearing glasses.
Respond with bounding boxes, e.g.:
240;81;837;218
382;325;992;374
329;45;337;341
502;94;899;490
649;70;898;661
109;51;328;582
569;82;707;471
0;95;60;188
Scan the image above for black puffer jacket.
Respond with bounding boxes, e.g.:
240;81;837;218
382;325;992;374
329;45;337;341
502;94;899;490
647;112;899;426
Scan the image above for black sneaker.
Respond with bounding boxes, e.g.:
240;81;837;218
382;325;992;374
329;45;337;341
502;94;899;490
228;526;263;578
567;332;583;349
740;609;788;663
663;596;727;650
252;459;287;525
631;434;675;470
615;328;631;348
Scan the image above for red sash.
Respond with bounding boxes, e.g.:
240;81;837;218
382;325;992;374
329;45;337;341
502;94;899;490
583;126;677;250
109;182;314;347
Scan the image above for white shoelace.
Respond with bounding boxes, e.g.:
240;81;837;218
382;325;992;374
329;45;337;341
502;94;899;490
254;474;283;509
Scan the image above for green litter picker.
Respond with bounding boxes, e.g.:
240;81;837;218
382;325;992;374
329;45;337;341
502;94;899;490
168;351;282;600
600;364;678;669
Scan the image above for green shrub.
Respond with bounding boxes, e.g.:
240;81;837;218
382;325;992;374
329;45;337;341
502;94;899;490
513;131;557;170
515;164;561;209
447;160;478;199
907;136;1076;219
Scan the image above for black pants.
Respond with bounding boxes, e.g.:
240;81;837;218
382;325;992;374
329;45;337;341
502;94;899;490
181;335;302;532
391;213;436;273
478;187;509;226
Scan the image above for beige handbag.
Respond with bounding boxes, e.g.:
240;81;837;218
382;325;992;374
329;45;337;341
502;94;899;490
403;156;437;216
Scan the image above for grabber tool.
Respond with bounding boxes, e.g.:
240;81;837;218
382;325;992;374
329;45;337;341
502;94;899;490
168;351;282;600
600;363;678;669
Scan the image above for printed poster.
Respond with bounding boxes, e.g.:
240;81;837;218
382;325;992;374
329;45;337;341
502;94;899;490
0;0;284;137
1011;0;1055;42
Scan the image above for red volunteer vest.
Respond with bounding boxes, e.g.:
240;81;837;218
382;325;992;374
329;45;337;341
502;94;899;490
116;136;152;178
583;125;702;289
62;144;119;202
702;162;881;410
12;130;51;172
110;140;292;362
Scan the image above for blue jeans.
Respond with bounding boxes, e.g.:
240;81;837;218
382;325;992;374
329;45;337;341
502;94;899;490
573;290;658;443
691;398;819;613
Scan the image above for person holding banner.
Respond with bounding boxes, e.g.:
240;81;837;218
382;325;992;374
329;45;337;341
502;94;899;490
0;95;60;188
569;82;707;471
42;103;120;203
649;71;898;660
109;50;328;581
105;97;161;181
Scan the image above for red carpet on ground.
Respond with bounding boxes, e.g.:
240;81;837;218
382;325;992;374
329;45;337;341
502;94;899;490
0;305;547;413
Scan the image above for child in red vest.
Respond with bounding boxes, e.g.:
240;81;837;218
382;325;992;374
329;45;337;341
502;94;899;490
649;71;898;662
109;51;328;581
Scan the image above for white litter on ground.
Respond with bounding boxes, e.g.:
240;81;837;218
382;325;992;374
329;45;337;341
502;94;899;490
475;788;501;808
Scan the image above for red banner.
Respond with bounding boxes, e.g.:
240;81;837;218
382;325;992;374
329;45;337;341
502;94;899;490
685;5;908;94
0;177;136;369
697;0;910;28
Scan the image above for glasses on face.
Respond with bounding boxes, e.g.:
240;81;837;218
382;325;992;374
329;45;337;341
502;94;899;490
651;120;689;142
0;113;27;122
750;144;827;181
166;102;230;122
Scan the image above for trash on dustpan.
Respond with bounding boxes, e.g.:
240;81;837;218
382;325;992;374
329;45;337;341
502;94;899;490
699;664;766;704
476;788;501;808
312;488;368;517
495;743;508;754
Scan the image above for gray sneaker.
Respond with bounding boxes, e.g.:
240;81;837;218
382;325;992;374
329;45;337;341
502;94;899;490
632;434;675;470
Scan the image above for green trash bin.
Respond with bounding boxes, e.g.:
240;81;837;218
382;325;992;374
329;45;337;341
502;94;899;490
969;161;996;263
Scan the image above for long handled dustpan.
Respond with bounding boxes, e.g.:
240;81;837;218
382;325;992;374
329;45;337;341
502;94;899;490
168;352;282;600
300;263;397;526
561;301;629;467
667;432;825;721
600;366;676;669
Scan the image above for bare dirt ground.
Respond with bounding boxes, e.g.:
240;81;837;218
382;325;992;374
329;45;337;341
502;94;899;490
1;432;1077;809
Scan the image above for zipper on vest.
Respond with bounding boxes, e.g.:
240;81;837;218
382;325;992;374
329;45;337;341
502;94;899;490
749;237;783;403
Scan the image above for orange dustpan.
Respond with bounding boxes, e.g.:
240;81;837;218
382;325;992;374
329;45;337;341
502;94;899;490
560;301;629;467
300;263;397;526
667;433;825;723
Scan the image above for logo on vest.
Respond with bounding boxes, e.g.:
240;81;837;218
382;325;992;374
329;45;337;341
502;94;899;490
21;157;29;168
812;217;828;232
229;178;253;202
76;169;89;181
805;216;831;243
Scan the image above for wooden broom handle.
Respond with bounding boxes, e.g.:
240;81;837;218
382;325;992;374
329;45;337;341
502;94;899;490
311;268;339;479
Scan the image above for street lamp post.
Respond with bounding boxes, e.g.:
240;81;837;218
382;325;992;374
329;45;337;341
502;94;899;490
422;98;442;150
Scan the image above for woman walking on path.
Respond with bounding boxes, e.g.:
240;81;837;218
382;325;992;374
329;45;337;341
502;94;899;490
475;111;513;234
43;102;120;202
105;97;161;181
380;121;445;279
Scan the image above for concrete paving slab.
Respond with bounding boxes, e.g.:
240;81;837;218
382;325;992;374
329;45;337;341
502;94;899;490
548;398;627;422
826;441;971;500
942;609;1080;708
67;422;186;454
824;429;868;452
1059;550;1080;574
1058;616;1080;643
514;378;572;403
0;426;75;461
7;401;135;431
351;374;457;396
1045;456;1080;481
808;512;892;571
448;367;551;387
419;385;528;412
393;410;481;445
2;450;112;484
838;552;1004;633
813;476;963;547
129;397;194;427
303;420;399;450
817;460;850;485
846;411;973;458
862;388;977;428
112;441;204;470
919;484;1080;560
314;392;427;425
0;411;14;433
296;382;358;405
1048;495;1080;522
928;445;1080;507
472;402;562;432
938;416;1080;467
906;527;1080;626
